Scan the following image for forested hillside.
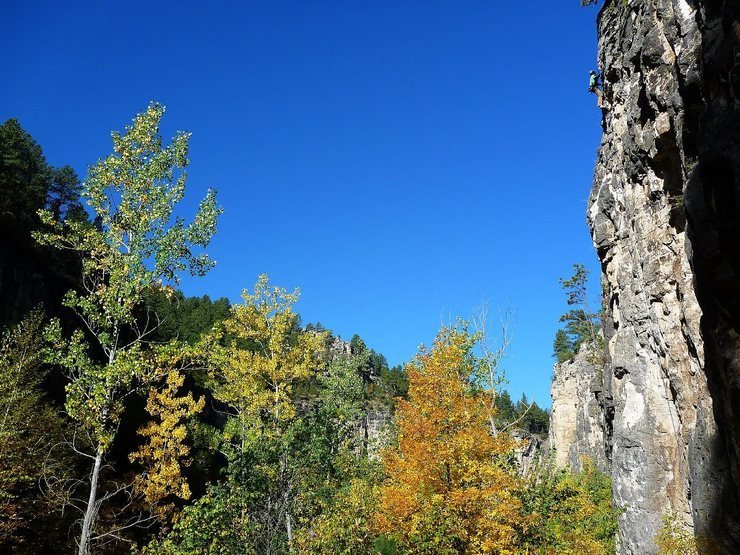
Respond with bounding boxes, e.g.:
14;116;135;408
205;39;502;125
0;106;616;554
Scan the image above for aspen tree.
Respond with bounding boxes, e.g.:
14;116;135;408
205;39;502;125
35;103;220;555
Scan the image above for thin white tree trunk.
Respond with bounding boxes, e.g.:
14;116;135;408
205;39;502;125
285;509;293;544
78;448;103;555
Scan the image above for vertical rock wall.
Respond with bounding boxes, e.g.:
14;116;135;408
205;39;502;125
549;347;609;472
587;0;740;552
684;0;740;544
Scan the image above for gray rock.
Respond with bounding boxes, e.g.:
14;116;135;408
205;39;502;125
581;0;740;551
550;346;609;473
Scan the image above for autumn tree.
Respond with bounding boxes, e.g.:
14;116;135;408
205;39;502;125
149;278;382;554
130;369;204;526
209;275;326;452
206;274;328;550
34;103;220;555
654;512;720;555
374;324;525;554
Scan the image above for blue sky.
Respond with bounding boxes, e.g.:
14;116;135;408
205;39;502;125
2;1;603;406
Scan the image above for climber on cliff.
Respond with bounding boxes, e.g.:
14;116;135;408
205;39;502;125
588;69;604;108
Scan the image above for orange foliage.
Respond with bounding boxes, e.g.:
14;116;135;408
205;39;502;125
374;326;526;554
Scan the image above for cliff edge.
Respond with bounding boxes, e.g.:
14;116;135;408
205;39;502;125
586;0;740;551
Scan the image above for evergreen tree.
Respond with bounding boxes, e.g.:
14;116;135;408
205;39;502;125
0;119;51;233
553;328;575;363
145;290;231;345
495;390;516;423
554;264;603;362
47;165;84;221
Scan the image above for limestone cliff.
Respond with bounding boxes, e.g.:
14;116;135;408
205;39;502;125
549;347;609;472
586;0;740;551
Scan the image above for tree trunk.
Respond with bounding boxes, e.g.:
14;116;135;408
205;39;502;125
78;448;103;555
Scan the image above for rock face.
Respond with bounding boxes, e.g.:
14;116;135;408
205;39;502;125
360;405;392;457
511;429;543;477
549;347;609;472
586;0;740;551
331;338;394;456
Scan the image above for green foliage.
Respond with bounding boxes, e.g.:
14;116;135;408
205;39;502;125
494;390;550;436
150;282;390;554
146;289;231;345
346;333;408;405
36;102;221;449
554;328;576;363
48;165;84;221
517;394;550;435
554;264;604;363
495;390;516;422
0;118;88;331
294;457;383;554
378;364;409;399
33;103;220;553
0;118;84;234
374;535;399;555
1;109;623;554
0;310;71;551
141;480;257;555
655;512;720;555
655;513;699;555
0;118;53;232
520;459;619;554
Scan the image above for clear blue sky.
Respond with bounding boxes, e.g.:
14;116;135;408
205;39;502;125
3;1;603;407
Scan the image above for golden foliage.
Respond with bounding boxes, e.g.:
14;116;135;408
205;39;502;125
210;274;328;447
131;370;204;523
374;326;525;554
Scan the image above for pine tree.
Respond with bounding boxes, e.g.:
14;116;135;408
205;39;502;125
553;329;575;363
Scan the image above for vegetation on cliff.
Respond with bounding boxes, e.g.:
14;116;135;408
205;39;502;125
553;263;603;364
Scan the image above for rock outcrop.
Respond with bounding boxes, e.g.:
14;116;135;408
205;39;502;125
585;0;740;552
511;429;544;477
549;347;609;472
